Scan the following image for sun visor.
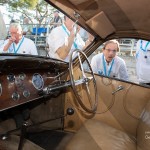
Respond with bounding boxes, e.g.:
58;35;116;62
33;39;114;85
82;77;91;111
86;11;116;39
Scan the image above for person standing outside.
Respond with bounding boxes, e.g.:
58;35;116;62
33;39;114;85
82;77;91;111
136;39;150;86
47;16;87;61
91;40;128;81
22;17;33;35
0;22;38;55
50;10;62;30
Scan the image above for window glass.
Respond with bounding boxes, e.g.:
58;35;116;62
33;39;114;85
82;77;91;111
84;38;139;84
0;4;93;61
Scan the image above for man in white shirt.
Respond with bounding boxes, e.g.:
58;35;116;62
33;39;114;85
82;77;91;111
136;39;150;86
0;23;38;55
47;16;86;62
91;40;128;81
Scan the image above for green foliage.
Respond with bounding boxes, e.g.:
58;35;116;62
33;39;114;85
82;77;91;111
0;0;55;24
0;0;38;9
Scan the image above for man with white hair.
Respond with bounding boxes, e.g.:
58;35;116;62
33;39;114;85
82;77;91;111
0;22;38;55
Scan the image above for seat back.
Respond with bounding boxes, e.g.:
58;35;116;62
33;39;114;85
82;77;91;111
137;100;150;150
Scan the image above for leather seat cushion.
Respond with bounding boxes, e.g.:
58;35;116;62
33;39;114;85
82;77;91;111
65;119;136;150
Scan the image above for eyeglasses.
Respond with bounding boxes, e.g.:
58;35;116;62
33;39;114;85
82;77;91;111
105;49;117;53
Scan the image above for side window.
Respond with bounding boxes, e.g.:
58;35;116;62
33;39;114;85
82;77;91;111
85;38;139;84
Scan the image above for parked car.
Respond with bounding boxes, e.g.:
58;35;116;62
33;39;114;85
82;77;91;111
0;0;150;150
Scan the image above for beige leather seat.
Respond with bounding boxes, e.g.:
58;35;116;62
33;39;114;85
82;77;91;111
65;101;150;150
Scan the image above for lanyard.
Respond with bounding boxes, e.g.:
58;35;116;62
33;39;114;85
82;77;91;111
140;40;150;52
102;54;114;76
62;25;78;49
12;37;24;54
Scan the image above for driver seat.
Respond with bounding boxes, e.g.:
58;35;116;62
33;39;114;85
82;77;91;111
65;100;150;150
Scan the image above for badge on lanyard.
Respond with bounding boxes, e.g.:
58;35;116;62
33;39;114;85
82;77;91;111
12;37;24;54
9;46;14;53
98;70;103;75
102;54;114;77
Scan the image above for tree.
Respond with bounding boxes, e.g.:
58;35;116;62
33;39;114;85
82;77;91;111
0;0;55;25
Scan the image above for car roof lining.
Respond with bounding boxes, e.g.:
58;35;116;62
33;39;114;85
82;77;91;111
86;11;116;39
48;0;150;40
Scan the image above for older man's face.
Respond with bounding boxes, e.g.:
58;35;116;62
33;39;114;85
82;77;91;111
9;27;22;43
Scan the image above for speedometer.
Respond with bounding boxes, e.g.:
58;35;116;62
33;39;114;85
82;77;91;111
32;73;44;90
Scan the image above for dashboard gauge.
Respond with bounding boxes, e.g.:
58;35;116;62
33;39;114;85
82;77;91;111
12;92;20;101
7;73;15;83
0;83;2;96
23;90;30;98
32;73;44;90
19;73;26;80
15;78;23;87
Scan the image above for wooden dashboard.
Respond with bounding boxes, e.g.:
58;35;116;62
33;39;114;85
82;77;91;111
0;54;69;111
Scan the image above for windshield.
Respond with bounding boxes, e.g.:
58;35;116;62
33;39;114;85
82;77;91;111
0;3;93;62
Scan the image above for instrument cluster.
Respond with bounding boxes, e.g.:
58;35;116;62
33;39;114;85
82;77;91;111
0;72;45;101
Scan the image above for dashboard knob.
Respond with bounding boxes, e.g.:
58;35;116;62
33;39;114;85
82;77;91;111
67;108;74;115
7;73;15;83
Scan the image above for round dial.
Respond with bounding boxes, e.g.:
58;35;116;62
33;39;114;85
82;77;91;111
23;90;30;98
7;73;15;82
32;73;44;90
19;73;26;80
12;92;20;101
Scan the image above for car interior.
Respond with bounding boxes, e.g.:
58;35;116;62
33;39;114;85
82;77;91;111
0;0;150;150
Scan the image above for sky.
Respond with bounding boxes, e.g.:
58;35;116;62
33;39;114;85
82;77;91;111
0;5;21;24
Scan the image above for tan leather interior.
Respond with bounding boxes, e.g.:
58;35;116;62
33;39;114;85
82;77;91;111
65;99;150;150
64;74;150;134
86;11;116;38
64;73;150;150
65;119;136;150
49;0;150;39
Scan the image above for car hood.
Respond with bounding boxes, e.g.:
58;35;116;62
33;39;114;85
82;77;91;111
47;0;150;40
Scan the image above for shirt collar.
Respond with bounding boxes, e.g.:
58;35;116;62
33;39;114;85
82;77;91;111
104;55;115;66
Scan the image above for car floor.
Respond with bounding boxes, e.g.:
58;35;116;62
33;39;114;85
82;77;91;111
26;130;74;150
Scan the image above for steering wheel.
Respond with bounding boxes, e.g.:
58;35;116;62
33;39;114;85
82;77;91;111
69;49;98;113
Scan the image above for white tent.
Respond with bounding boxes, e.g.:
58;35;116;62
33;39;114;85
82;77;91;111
0;10;7;40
